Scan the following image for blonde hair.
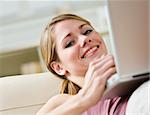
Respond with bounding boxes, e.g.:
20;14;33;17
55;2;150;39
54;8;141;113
40;14;92;95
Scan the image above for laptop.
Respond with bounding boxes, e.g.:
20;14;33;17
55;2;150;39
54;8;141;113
102;0;150;99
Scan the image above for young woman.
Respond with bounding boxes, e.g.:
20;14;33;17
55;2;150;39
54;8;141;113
37;14;128;115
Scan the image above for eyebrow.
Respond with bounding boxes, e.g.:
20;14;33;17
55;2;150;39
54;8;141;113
79;23;87;29
61;23;88;43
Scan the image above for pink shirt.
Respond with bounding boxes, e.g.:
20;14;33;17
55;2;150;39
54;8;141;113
82;96;128;115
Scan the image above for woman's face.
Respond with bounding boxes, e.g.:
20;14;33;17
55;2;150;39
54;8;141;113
52;19;107;77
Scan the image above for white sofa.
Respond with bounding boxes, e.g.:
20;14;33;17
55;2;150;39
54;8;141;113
126;80;150;115
0;72;149;115
0;72;62;115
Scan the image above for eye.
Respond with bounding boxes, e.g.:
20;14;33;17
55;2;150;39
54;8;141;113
83;29;93;35
65;40;75;48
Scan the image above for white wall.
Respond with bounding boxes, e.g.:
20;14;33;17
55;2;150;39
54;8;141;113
0;7;107;54
0;3;109;76
149;0;150;71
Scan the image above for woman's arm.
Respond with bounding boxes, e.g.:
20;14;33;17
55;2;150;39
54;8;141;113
46;94;87;115
36;94;87;115
37;55;116;115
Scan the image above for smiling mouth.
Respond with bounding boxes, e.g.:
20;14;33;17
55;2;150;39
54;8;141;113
81;45;99;59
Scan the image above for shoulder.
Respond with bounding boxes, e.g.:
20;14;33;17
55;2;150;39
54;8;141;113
47;94;72;106
36;94;72;115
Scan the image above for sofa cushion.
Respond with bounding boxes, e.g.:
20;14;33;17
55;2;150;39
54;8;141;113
126;80;150;115
0;72;62;114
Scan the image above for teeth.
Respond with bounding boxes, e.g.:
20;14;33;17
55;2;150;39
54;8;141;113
84;46;98;58
86;47;97;55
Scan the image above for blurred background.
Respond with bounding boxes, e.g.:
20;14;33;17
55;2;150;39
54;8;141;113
0;0;111;77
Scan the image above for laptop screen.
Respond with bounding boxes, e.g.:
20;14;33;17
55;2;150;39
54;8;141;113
105;0;149;77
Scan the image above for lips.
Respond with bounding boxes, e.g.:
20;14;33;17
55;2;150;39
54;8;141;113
81;45;99;58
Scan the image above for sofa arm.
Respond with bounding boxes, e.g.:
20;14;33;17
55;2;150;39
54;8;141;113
0;72;62;115
126;80;150;115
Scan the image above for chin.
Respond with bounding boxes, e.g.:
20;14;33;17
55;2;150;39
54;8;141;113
86;53;103;62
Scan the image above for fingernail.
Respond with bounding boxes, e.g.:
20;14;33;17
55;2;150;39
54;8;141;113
100;54;105;59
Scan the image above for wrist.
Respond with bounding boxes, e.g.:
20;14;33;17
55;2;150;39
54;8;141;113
76;89;92;111
70;94;88;114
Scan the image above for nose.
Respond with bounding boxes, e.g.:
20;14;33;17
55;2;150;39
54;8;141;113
79;35;92;47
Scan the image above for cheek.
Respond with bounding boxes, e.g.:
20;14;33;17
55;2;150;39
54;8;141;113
92;32;107;52
92;32;103;42
60;47;79;64
67;48;78;61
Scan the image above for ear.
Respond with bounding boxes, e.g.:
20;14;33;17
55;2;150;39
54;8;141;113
50;61;67;76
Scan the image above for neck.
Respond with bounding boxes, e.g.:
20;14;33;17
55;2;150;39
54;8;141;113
67;75;84;88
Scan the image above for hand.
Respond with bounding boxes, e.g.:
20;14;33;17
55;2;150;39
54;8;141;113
78;55;116;108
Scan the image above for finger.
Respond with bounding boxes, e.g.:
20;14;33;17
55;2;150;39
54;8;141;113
86;55;114;85
92;56;115;75
97;58;115;74
89;55;113;73
93;67;116;90
102;67;116;80
89;54;113;66
84;55;115;87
